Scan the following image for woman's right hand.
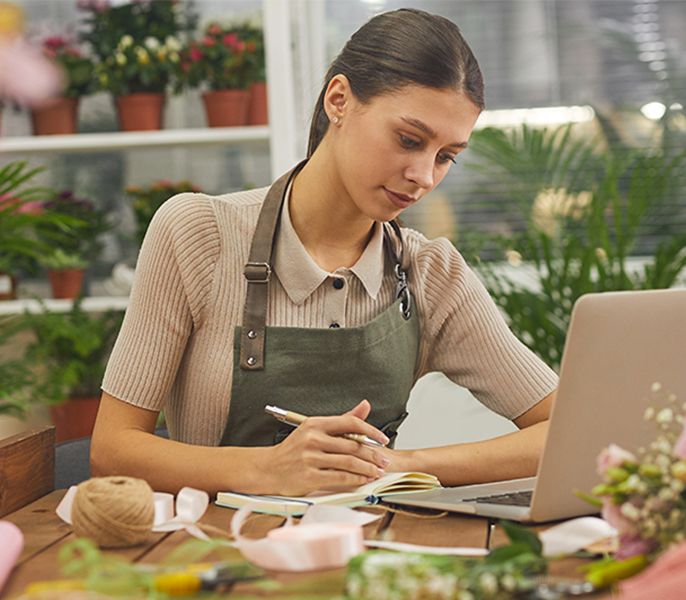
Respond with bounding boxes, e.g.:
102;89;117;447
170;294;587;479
260;400;392;495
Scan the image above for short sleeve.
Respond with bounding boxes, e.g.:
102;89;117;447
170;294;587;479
418;238;558;420
101;193;220;411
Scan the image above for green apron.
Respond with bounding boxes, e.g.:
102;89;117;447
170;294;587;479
219;162;419;447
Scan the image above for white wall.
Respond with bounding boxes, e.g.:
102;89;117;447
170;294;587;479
395;373;517;449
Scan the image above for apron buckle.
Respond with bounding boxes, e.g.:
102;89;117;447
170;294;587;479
394;264;412;320
244;262;272;282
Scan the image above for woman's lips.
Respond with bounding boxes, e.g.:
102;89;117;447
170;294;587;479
384;188;416;209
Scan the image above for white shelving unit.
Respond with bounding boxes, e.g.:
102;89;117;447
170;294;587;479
0;0;304;317
0;126;270;155
0;296;129;316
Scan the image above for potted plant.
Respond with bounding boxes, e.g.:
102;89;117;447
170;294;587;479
79;0;196;131
235;22;267;125
41;250;88;300
36;189;110;299
126;179;201;247
176;22;258;127
0;316;34;418
0;161;79;300
30;34;96;135
462;124;686;370
16;299;124;442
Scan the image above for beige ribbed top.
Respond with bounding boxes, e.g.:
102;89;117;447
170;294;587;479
102;187;558;446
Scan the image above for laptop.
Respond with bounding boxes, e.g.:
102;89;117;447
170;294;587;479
382;288;686;522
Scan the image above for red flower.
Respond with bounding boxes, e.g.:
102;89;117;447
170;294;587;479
207;23;222;36
189;45;203;62
222;33;239;49
43;36;67;50
202;36;216;47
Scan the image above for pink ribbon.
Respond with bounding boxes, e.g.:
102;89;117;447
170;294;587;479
231;504;375;572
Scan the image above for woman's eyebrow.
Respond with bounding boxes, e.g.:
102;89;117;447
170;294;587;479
400;116;468;148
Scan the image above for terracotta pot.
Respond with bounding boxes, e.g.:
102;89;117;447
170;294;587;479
115;93;165;131
31;97;79;135
248;81;268;125
0;271;18;300
49;395;101;443
202;89;250;127
47;268;85;299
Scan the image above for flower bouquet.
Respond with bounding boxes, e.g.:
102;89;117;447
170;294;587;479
31;34;96;135
126;180;201;247
580;383;686;590
176;22;261;127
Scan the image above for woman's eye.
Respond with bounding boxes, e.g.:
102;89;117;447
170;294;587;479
399;134;420;149
438;153;457;165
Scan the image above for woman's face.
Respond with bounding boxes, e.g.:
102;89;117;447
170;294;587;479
327;81;481;223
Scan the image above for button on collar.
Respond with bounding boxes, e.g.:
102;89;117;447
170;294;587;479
332;277;345;290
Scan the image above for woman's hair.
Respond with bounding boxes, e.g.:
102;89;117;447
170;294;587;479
307;8;485;156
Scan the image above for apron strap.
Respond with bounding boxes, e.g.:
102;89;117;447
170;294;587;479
240;160;307;370
240;160;410;370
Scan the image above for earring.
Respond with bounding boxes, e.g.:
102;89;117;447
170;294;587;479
332;116;340;125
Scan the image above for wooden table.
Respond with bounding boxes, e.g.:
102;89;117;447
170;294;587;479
1;490;600;599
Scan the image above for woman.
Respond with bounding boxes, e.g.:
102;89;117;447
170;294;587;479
91;8;558;496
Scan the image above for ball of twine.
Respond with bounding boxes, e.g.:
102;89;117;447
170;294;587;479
71;476;155;548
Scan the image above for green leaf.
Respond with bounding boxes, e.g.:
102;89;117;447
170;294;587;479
574;489;604;508
499;520;543;555
485;542;537;564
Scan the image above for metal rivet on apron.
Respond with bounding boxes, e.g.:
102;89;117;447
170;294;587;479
247;356;256;366
247;329;257;339
329;322;340;328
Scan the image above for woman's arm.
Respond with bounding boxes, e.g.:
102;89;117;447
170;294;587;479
385;390;555;486
90;392;391;496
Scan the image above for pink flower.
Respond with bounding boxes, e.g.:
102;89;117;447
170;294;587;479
18;201;44;215
207;23;222;36
597;443;637;476
601;498;637;536
76;0;110;12
0;38;63;106
201;36;216;47
674;421;686;459
615;533;656;560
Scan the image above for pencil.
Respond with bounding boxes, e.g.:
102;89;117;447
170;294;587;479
264;405;386;448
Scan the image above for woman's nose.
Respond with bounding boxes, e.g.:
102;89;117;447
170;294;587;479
404;155;435;190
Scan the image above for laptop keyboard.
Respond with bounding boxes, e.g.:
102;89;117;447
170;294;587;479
462;490;533;507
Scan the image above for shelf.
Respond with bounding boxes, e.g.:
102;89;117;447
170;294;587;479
0;126;270;154
0;296;129;315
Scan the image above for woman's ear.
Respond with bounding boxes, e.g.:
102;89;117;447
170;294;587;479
323;74;351;124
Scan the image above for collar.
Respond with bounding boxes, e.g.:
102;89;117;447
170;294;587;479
272;188;385;305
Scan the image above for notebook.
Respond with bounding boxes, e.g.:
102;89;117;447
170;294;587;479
216;471;441;516
381;289;686;523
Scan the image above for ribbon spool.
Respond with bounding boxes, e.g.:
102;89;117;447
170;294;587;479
71;476;155;548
